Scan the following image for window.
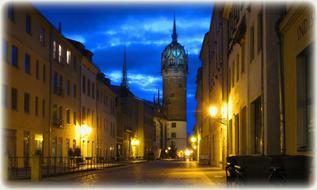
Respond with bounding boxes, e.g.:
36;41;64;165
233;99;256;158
11;88;18;110
66;50;71;64
235;114;239;154
7;4;14;21
3;40;8;63
35;60;39;79
251;97;262;154
171;132;176;138
82;76;86;93
12;45;18;67
23;131;30;166
39;27;45;46
59;106;63;121
92;83;95;98
241;42;245;73
236;54;239;82
257;12;262;53
58;44;62;63
35;96;38;116
296;45;313;151
82;107;86;121
67;80;70;96
24;93;30;113
24;54;30;74
73;112;76;125
250;25;254;62
25;14;31;34
228;119;232;154
43;64;46;83
172;123;176;128
66;109;70;124
42;99;45;117
53;41;57;60
3;85;8;107
73;84;77;98
87;79;91;96
59;74;63;95
53;71;58;94
240;107;247;154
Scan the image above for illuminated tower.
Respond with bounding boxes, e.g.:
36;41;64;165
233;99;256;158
161;15;188;151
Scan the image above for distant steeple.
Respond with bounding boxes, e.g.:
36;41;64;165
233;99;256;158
172;12;177;43
121;46;128;89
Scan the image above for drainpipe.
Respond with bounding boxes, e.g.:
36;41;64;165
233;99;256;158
261;6;265;156
275;11;286;156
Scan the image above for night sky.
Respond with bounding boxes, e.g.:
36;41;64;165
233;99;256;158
34;2;213;134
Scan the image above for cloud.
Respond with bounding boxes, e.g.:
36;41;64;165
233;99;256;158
104;70;162;93
35;3;212;134
64;33;86;44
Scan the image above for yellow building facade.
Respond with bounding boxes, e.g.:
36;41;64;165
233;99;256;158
3;4;51;167
279;5;314;156
2;3;119;163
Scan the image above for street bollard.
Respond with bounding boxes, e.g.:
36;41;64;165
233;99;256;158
31;154;42;181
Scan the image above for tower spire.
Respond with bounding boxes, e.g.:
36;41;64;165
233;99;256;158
172;12;177;43
121;46;128;89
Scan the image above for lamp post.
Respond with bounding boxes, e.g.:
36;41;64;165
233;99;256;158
190;136;198;161
77;124;92;158
208;105;228;169
131;137;139;159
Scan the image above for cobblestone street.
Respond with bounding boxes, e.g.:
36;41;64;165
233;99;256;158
7;160;226;188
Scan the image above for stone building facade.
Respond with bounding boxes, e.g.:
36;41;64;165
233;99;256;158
196;2;314;170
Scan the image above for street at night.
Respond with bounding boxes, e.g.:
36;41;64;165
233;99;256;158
9;160;225;187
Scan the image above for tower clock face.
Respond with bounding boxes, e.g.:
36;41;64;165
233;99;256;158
172;49;181;57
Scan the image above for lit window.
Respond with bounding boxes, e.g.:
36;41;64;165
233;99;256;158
58;44;62;63
39;27;45;46
53;41;56;59
66;50;71;64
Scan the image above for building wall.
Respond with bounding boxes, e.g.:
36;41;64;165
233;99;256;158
96;76;116;160
3;4;50;166
80;57;98;158
279;6;314;156
165;121;187;151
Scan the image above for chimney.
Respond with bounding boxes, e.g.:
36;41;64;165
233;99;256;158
58;22;62;33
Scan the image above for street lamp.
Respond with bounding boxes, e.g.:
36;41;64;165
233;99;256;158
190;136;197;143
131;137;139;159
77;124;92;158
208;104;228;169
208;106;218;118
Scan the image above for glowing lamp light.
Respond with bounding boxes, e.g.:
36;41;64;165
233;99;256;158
185;149;191;157
193;145;197;150
168;146;171;150
190;136;197;143
78;124;92;136
131;138;140;146
208;106;218;117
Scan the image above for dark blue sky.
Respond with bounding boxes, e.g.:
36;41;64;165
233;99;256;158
35;2;213;134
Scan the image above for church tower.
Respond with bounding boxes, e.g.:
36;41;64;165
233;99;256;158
161;15;188;151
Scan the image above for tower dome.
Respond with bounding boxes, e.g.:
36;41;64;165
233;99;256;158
161;15;188;72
